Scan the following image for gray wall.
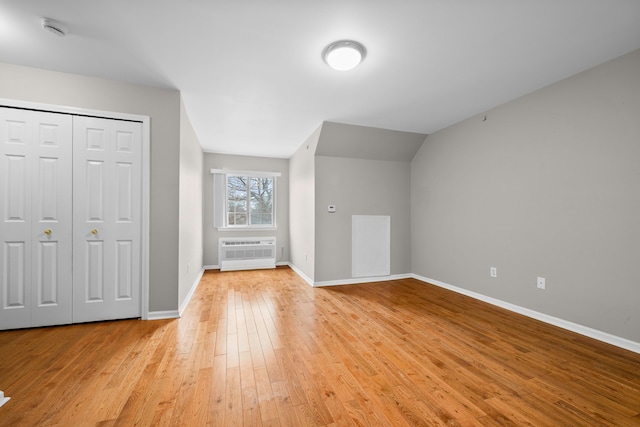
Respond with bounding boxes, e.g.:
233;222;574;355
289;126;321;281
179;98;204;308
411;49;640;342
315;156;413;282
203;153;289;267
315;156;411;282
0;62;181;312
311;122;423;283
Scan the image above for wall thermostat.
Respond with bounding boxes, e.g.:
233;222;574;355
328;205;336;213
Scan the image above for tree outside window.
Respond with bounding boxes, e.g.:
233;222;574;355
227;175;274;226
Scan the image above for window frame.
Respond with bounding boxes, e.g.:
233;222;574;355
212;169;280;231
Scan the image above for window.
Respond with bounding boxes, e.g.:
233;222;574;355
227;175;274;226
212;169;280;230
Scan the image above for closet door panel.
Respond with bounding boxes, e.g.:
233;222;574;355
85;161;106;221
0;108;72;329
73;117;110;322
115;240;133;300
1;113;33;328
30;112;72;327
5;155;28;221
110;121;141;319
86;240;104;302
37;158;59;220
115;162;133;221
36;241;58;304
4;242;26;308
73;117;141;322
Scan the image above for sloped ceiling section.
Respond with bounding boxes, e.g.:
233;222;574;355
315;121;426;162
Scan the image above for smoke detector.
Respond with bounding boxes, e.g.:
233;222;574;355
41;18;67;37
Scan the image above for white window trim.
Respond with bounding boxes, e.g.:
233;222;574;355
211;169;281;178
212;169;280;231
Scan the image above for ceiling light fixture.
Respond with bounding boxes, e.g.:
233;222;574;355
41;18;66;37
322;40;366;71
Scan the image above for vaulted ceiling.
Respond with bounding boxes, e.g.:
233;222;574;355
2;1;640;158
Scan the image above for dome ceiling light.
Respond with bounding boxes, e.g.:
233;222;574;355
322;40;366;71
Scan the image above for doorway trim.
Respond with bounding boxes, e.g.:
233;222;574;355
0;98;151;320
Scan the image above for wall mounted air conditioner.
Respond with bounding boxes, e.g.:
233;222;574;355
219;237;276;271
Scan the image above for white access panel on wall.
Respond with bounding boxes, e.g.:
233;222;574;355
352;215;390;278
73;117;142;323
0;108;73;329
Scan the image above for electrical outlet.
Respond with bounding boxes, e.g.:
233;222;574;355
537;277;546;290
490;267;497;278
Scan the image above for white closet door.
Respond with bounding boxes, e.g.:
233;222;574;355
72;117;142;323
0;108;73;329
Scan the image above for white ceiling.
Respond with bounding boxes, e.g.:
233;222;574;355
1;1;640;158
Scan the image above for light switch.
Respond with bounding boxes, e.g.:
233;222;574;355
328;205;336;213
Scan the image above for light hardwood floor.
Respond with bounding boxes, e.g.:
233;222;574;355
0;267;639;426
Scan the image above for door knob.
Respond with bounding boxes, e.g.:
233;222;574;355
91;229;98;235
44;229;52;235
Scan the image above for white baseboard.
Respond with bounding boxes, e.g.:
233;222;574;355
287;263;412;288
179;267;205;316
288;263;314;287
147;310;180;320
314;274;412;287
412;274;640;355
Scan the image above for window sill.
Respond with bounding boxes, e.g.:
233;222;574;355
216;226;278;232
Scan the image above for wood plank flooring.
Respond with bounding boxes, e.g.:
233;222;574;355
1;266;639;426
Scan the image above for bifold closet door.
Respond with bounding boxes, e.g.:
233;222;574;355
72;117;142;323
0;108;73;329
